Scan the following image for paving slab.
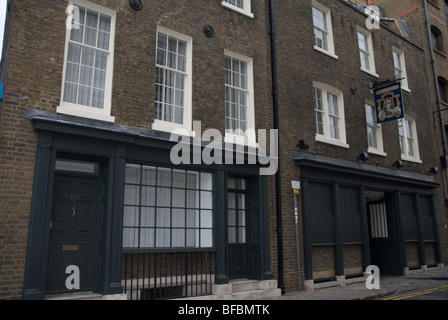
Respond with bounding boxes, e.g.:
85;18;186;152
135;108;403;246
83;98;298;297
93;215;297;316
272;266;448;300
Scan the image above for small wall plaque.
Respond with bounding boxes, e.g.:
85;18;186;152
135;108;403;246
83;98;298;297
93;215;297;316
63;245;80;252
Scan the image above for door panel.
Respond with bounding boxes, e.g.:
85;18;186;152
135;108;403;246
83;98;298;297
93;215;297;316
367;194;401;276
46;175;100;293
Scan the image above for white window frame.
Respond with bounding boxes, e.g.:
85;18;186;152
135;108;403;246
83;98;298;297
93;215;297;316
152;26;193;135
392;46;410;92
357;26;378;78
224;50;256;147
313;82;349;148
221;0;254;18
57;0;116;123
365;101;386;156
312;0;338;60
398;116;421;163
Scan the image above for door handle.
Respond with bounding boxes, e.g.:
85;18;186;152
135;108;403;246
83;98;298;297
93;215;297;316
71;206;76;218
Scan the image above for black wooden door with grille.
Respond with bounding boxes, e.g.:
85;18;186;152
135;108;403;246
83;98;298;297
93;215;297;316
367;194;401;276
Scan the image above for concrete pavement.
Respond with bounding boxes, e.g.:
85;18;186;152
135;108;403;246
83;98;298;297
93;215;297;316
273;266;448;300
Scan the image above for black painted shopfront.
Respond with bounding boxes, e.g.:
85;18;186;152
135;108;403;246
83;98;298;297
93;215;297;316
22;110;273;300
294;153;442;282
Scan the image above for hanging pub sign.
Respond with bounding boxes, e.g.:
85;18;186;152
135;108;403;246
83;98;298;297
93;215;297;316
374;80;404;124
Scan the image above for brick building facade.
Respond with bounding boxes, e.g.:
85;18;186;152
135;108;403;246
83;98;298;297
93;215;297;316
0;0;278;300
274;0;447;292
0;0;446;300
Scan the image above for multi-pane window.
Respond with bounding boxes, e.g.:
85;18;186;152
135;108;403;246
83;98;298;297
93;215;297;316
398;117;420;162
227;178;247;245
313;6;328;51
314;88;324;136
312;1;337;58
155;31;187;125
153;27;192;133
357;27;377;76
392;52;403;79
431;26;442;52
224;51;256;145
327;93;340;140
123;164;213;249
366;104;378;149
358;32;370;70
221;0;253;18
313;82;348;148
392;47;409;90
59;1;116;122
365;103;385;155
225;55;248;135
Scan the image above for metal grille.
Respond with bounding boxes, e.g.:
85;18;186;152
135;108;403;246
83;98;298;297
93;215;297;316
122;251;215;300
368;199;389;239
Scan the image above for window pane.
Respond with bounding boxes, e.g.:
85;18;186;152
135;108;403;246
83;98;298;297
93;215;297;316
172;209;185;228
124;185;139;205
68;43;82;63
156;208;170;227
141;186;156;206
187;209;198;228
70;25;84;43
64;83;78;104
141;207;155;227
157;187;171;207
65;63;79;83
125;164;141;184
142;166;156;185
85;27;97;47
172;229;185;247
97;31;110;50
156;229;170;247
93;70;106;89
200;230;213;248
77;86;91;106
172;189;185;207
200;191;213;209
201;173;213;190
158;168;172;186
99;14;111;32
122;228;138;248
201;210;213;228
140;228;155;248
123;206;138;227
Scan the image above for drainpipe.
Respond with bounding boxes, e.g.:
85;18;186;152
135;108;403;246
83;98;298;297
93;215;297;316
268;0;285;294
424;0;448;201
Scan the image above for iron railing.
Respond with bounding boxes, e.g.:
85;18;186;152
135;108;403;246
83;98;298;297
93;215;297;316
122;251;215;300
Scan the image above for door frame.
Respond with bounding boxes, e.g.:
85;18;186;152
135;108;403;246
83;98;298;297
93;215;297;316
45;161;102;294
366;192;403;276
227;177;251;279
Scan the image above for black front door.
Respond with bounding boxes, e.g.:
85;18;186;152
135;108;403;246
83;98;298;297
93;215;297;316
367;193;402;276
227;177;249;279
45;172;100;294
